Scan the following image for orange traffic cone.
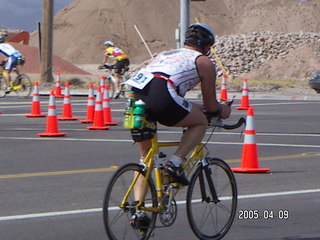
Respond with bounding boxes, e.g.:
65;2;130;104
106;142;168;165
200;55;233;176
80;83;95;123
38;90;67;137
87;87;109;130
100;75;106;89
232;107;270;173
219;73;229;101
103;85;119;126
237;77;250;110
26;81;46;118
54;72;64;98
58;82;78;121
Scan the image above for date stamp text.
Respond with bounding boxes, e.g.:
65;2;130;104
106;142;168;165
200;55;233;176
238;209;289;220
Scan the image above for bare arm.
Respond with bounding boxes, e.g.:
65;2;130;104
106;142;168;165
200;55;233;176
196;55;231;119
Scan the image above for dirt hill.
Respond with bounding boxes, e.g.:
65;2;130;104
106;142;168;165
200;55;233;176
28;0;320;84
29;0;320;63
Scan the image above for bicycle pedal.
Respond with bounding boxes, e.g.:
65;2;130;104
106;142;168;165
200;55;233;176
171;182;184;189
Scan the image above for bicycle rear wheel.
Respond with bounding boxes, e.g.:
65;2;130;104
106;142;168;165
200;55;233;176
186;158;237;240
105;77;115;99
14;74;32;98
103;163;158;240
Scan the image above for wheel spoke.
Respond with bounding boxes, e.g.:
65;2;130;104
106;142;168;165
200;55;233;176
103;163;157;240
186;158;237;240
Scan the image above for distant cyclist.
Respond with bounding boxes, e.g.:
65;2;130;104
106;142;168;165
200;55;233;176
0;35;25;92
102;41;130;98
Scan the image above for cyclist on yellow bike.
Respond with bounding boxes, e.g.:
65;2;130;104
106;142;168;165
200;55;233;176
0;35;25;92
102;41;130;98
125;23;231;186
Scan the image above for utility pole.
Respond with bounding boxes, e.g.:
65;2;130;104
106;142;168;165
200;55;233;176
179;0;205;48
40;0;54;83
179;0;190;48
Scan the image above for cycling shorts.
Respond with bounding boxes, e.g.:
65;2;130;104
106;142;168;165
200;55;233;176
115;59;130;74
5;56;18;72
132;77;192;126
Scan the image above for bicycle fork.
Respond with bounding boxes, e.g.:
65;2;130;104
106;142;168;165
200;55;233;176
199;158;220;204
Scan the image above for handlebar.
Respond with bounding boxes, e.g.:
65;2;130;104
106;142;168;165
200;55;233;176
98;64;115;70
0;60;6;67
209;117;246;130
206;96;246;130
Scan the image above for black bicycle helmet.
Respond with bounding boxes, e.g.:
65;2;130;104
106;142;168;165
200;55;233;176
184;23;215;47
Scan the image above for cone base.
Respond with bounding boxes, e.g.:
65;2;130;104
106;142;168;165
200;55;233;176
26;114;46;118
232;167;271;173
237;106;250;110
55;95;64;98
105;122;119;126
38;132;67;137
80;119;94;123
58;117;79;121
87;126;109;130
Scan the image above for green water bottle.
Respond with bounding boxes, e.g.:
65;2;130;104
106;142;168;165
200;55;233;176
123;91;135;129
133;99;146;129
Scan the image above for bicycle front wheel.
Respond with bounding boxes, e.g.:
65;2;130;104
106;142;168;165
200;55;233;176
0;77;7;98
14;74;32;98
186;158;237;240
103;163;158;240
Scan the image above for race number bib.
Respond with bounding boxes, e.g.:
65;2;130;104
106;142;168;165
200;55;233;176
123;70;154;89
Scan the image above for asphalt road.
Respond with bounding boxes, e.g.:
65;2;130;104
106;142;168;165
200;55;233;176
0;93;320;240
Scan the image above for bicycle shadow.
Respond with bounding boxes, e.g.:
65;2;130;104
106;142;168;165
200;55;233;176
256;237;320;240
281;237;320;240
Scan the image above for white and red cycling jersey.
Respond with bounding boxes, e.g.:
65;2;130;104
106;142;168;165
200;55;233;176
126;48;202;97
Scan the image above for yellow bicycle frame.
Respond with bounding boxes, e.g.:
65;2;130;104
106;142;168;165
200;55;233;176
120;132;206;214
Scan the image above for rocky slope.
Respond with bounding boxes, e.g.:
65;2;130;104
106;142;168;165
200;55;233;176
28;0;320;82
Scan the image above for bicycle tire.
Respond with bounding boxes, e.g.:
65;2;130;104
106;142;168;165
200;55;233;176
13;74;32;98
186;158;237;240
119;83;129;99
103;163;158;240
105;77;115;99
0;77;7;98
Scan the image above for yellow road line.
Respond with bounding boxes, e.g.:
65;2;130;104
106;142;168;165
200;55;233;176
0;152;319;180
226;152;320;163
0;166;118;179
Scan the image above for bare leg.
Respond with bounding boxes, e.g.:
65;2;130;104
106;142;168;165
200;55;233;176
114;73;121;93
173;104;207;159
3;70;10;87
134;139;152;201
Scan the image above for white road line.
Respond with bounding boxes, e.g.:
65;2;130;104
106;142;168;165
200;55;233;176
0;188;319;222
1;126;319;138
0;136;319;148
252;101;319;106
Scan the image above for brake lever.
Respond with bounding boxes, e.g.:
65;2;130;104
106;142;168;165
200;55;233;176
219;95;236;106
208;117;223;128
